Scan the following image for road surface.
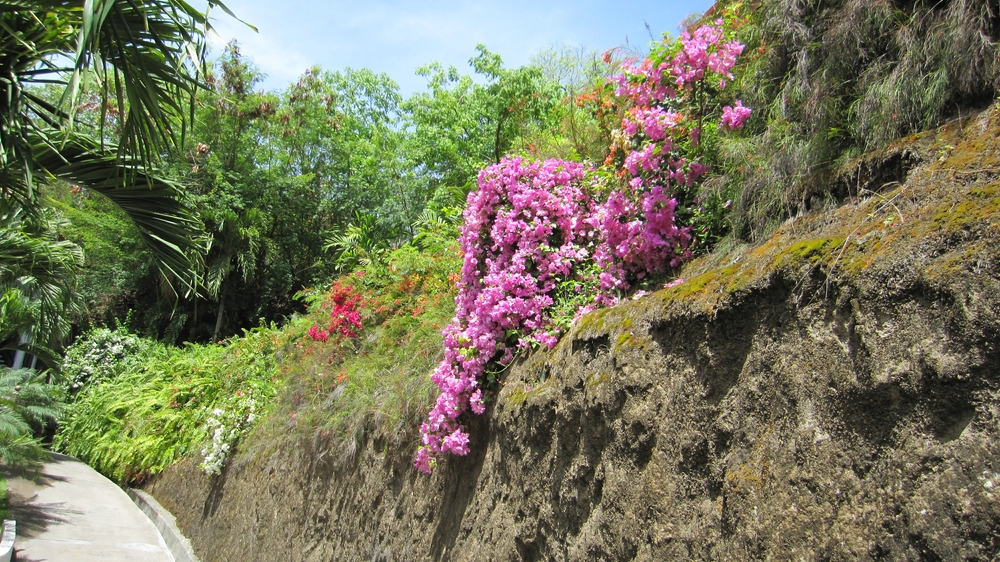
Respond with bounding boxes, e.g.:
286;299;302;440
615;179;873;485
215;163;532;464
5;452;173;562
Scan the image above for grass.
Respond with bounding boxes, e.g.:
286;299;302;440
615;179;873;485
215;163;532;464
709;0;999;244
0;476;7;521
250;238;461;462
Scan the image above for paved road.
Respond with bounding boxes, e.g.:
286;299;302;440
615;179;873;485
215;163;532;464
5;452;173;562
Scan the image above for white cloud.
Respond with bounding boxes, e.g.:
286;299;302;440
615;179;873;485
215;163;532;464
207;11;314;87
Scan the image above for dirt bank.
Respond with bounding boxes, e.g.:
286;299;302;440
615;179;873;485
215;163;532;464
147;107;1000;560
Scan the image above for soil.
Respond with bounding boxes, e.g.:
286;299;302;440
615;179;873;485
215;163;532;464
146;106;1000;560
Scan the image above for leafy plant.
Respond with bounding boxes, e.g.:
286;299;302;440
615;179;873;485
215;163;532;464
60;323;154;394
0;367;65;468
0;0;240;288
55;326;280;483
0;201;84;359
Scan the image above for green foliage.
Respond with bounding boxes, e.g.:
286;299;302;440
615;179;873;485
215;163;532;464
324;211;394;272
547;262;603;333
55;326;281;483
0;476;7;521
45;184;153;328
0;0;229;292
0;367;65;468
260;221;461;459
168;47;421;342
529;44;623;162
689;188;736;252
0;200;84;357
269;65;414;232
714;0;1000;241
60;323;155;394
54;214;458;478
32;36;582;345
404;46;561;191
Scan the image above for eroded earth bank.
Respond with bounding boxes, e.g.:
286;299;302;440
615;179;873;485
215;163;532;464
147;108;1000;560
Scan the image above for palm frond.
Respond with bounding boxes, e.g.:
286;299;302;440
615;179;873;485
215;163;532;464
28;129;204;291
66;0;248;168
0;202;83;349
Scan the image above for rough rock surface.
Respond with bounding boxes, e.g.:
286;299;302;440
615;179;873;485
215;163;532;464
147;108;1000;560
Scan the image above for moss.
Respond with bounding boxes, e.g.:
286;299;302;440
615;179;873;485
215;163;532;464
969;186;998;198
584;371;612;388
613;331;653;353
615;332;633;349
932;194;1000;232
657;269;719;302
504;381;547;407
771;238;844;269
725;426;775;496
574;307;613;334
721;263;760;294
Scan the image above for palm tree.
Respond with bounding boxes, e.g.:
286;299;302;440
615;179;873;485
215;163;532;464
0;366;64;466
0;0;245;289
0;201;84;365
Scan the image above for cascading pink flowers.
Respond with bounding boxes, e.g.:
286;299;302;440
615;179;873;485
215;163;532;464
415;158;593;473
416;21;749;473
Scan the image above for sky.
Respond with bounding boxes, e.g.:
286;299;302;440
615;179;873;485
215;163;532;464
206;0;716;96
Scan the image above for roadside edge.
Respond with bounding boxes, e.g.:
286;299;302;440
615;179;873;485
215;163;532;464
128;488;200;562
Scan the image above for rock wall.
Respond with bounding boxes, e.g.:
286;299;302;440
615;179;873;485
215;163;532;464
147;109;1000;560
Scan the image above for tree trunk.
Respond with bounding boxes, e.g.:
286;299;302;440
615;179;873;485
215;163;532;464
189;296;199;341
11;333;29;370
213;281;228;342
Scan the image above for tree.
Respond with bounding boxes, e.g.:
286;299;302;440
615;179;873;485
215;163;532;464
0;200;83;366
270;66;412;232
184;44;273;341
530;44;620;162
403;46;560;193
0;0;239;291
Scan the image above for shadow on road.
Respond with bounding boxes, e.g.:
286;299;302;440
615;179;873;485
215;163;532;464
8;496;77;537
3;455;80;538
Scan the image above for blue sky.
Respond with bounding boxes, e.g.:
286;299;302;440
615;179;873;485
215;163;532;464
207;0;716;96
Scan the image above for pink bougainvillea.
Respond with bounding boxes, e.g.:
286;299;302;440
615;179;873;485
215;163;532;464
416;21;749;473
721;100;752;130
416;158;594;472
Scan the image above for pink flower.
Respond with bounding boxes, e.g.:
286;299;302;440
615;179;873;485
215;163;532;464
418;21;748;473
307;326;329;342
721;100;752;130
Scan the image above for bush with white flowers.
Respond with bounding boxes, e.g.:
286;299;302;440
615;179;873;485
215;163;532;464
61;325;154;394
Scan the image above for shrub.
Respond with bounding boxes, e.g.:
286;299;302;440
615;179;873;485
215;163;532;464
60;323;155;394
416;20;749;472
55;326;281;483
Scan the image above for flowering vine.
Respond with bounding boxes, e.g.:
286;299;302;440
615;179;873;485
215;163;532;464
417;20;749;473
415;159;594;472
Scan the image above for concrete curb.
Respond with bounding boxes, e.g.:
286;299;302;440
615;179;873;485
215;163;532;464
0;520;14;562
128;488;200;562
